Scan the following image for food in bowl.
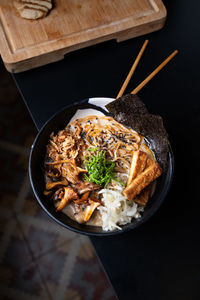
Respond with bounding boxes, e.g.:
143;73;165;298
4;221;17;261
43;95;165;231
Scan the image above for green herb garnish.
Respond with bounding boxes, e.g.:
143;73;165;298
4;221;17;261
83;148;124;188
88;147;98;152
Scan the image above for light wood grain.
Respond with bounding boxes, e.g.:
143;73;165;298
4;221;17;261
0;0;166;73
117;39;149;98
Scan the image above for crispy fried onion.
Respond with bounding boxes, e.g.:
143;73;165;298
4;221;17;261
46;127;85;162
45;124;87;183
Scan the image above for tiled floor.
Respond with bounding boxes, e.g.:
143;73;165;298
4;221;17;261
0;60;117;300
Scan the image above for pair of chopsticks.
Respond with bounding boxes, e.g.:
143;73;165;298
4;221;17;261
116;40;178;98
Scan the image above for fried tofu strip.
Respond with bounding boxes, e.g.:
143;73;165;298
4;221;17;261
127;150;148;186
123;162;162;200
125;150;156;205
134;158;154;205
136;186;151;206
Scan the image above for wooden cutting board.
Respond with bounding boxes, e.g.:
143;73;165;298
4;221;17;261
0;0;166;73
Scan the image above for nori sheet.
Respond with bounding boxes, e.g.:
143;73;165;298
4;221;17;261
106;94;169;171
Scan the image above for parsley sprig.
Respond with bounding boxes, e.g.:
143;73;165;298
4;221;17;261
83;148;125;188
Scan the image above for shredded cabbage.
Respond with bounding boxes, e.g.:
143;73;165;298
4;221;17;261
98;184;142;231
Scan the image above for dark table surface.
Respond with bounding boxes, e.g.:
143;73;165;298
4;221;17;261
13;1;200;299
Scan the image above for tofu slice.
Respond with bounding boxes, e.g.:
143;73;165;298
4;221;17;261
135;185;151;206
127;150;148;186
125;150;157;205
123;162;162;201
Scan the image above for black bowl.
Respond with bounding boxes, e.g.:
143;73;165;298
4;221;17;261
29;98;174;236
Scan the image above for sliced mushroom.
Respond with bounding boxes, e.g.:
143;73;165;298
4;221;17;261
83;199;100;222
73;199;100;223
56;187;78;211
73;181;100;194
45;180;68;190
61;160;86;184
45;159;74;165
73;191;90;204
52;188;63;202
46;167;61;179
89;190;101;203
43;190;53;196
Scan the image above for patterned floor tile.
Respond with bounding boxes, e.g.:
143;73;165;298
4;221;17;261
18;190;40;218
69;236;117;300
36;235;117;300
0;262;50;300
0;216;31;269
0;193;16;222
0;216;51;300
35;237;80;299
20;188;54;219
0;213;12;242
17;212;78;260
0;148;29;200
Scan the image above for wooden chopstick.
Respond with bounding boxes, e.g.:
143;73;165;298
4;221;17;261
131;50;178;95
116;40;149;99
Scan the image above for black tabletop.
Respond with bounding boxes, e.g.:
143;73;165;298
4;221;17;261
13;1;200;299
